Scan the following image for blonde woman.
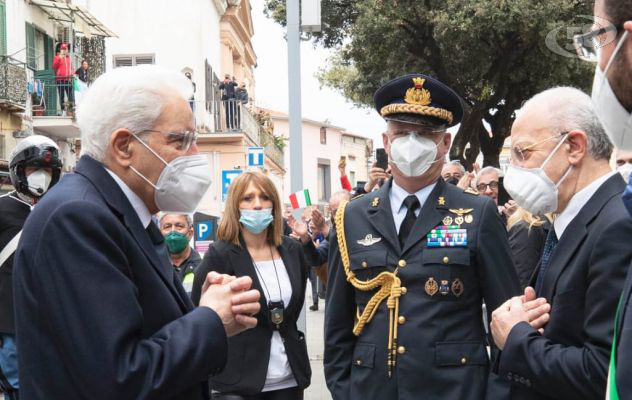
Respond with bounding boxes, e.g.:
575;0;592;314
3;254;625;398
507;207;552;289
192;171;311;400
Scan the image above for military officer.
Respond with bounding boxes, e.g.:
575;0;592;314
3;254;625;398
323;74;521;400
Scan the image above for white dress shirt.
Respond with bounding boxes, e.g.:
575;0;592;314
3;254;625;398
390;180;437;234
106;168;152;229
554;171;617;239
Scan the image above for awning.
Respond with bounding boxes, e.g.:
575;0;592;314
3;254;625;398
29;0;117;38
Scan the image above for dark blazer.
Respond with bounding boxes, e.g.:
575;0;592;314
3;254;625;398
615;259;632;398
12;155;227;400
302;238;329;267
508;220;550;290
324;179;520;400
191;237;311;395
0;192;31;335
497;174;632;399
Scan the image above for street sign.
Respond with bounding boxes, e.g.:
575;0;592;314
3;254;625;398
196;220;213;241
222;169;242;201
248;147;264;167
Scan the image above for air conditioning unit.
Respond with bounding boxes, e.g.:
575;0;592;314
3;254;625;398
301;0;321;33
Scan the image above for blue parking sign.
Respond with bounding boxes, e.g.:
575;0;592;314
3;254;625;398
222;169;243;201
196;220;213;241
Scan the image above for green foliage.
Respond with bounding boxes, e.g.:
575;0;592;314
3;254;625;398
264;0;594;167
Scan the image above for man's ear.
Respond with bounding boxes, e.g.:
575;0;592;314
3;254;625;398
109;129;135;167
566;130;587;165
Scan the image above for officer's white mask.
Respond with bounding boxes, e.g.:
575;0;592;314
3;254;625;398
389;132;443;177
618;163;632;184
592;31;632;151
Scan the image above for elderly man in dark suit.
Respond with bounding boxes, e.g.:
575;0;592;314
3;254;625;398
491;86;632;400
12;65;261;400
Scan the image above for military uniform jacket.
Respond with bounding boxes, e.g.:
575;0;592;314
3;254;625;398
324;178;520;400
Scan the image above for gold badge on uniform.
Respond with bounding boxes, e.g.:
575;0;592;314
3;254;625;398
442;216;453;226
451;278;464;297
425;277;438;296
454;216;464;226
464;214;473;224
372;197;380;207
357;234;382;247
438;196;446;206
449;208;473;227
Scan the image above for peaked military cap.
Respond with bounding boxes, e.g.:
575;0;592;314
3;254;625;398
374;74;464;127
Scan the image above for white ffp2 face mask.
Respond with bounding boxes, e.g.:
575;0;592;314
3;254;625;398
503;134;572;216
130;135;212;213
389;133;441;177
591;31;632;151
26;169;52;196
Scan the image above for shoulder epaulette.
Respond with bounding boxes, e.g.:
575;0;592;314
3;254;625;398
464;187;479;196
351;193;365;201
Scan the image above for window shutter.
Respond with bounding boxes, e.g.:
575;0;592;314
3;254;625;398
134;55;154;65
44;34;54;70
25;22;36;69
113;56;132;67
0;0;6;56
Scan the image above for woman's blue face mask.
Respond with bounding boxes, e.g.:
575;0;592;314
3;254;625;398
239;208;274;234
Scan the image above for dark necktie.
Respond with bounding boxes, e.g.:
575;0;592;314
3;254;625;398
535;228;558;295
398;195;420;248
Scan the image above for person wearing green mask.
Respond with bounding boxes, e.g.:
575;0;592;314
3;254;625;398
159;213;201;295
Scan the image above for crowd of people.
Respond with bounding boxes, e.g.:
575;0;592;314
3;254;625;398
0;1;631;399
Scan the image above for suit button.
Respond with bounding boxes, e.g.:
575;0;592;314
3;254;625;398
460;357;467;365
398;316;406;324
443;256;449;264
401;287;407;295
356;359;363;366
397;346;406;355
398;259;407;267
361;261;368;268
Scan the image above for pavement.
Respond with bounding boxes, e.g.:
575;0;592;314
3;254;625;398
304;293;331;400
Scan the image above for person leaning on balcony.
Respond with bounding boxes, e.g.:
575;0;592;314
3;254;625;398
192;171;312;400
52;43;74;115
219;74;238;130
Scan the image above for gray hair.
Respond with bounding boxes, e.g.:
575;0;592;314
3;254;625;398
76;65;193;162
476;166;501;186
330;190;351;203
521;87;613;161
445;160;466;174
159;212;193;228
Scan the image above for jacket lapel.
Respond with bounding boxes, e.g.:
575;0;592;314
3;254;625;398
402;179;450;254
74;156;189;313
278;242;300;314
230;239;269;323
366;180;401;253
540;174;625;301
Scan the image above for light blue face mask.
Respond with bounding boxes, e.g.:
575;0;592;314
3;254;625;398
240;208;274;234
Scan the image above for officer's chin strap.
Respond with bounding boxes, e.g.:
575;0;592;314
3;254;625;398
336;200;403;377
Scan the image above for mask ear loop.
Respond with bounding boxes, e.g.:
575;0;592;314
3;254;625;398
540;133;573;188
603;31;629;76
128;134;169;190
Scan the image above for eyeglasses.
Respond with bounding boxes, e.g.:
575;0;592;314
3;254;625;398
510;132;567;163
572;23;621;63
142;129;198;151
477;181;499;192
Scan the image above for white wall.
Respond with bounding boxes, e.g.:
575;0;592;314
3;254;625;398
4;0;56;63
84;0;223;130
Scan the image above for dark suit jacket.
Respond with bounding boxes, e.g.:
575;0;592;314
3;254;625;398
12;155;227;400
615;259;632;398
498;174;632;399
325;179;520;400
191;237;311;395
302;238;329;267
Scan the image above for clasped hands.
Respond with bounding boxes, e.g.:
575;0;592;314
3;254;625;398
199;272;261;337
491;287;551;350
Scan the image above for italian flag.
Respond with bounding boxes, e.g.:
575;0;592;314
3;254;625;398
289;189;312;209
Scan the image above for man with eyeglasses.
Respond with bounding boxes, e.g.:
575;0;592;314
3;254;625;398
324;74;520;400
476;167;501;205
489;86;632;400
579;1;632;398
12;65;262;399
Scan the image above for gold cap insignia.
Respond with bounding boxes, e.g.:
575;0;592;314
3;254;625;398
405;78;432;106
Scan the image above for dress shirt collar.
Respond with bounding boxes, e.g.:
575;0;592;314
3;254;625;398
105;168;152;229
390;179;437;215
554;171;616;239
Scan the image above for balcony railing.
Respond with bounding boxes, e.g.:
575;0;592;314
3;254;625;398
260;129;285;168
32;75;78;117
0;56;28;111
214;99;260;145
